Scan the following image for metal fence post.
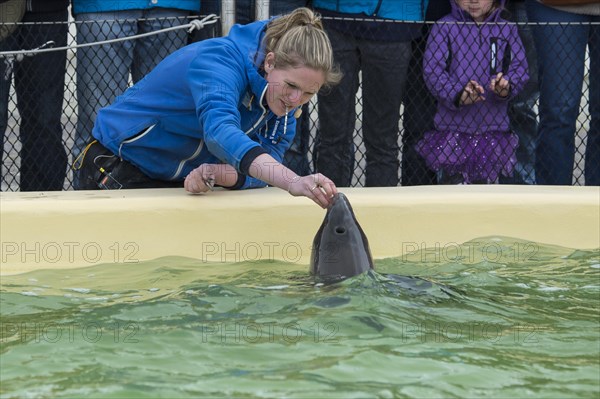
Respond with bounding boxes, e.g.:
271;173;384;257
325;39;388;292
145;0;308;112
221;0;236;35
255;0;270;21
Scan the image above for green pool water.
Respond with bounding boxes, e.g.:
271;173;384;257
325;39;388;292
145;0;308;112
1;237;598;398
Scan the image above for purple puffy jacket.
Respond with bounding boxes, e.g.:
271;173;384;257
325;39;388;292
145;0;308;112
423;0;529;134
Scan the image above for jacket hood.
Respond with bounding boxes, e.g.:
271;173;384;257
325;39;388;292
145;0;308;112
450;0;505;23
227;19;272;67
226;19;274;98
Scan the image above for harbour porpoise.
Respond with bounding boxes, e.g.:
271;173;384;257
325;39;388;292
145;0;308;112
308;193;463;301
310;193;374;280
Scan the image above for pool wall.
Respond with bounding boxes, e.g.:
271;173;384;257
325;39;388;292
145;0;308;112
1;186;598;275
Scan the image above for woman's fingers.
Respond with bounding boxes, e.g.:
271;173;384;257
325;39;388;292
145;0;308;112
288;173;337;208
308;173;337;208
184;166;214;194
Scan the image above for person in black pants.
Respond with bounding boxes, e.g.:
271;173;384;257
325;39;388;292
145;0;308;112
313;1;426;187
0;0;69;191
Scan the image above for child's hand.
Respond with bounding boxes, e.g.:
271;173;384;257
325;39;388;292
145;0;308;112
459;80;486;105
489;73;510;98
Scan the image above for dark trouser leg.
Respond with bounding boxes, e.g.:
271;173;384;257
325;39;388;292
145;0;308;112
15;10;68;191
78;141;182;190
315;28;359;187
0;33;15;188
360;38;411;187
402;32;437;186
585;25;600;185
528;1;589;185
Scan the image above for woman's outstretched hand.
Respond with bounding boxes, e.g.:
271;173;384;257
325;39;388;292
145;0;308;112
287;173;338;209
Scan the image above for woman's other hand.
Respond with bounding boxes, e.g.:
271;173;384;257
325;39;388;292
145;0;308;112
184;164;217;194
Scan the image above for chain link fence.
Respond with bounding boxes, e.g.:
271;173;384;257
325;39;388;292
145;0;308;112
1;14;597;191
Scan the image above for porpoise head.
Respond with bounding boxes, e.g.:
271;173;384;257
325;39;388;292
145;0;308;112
310;193;374;281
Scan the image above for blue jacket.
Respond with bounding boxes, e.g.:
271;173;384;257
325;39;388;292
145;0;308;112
72;1;200;14
312;0;428;21
92;20;298;189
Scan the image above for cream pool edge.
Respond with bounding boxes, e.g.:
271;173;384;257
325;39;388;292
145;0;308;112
1;185;599;275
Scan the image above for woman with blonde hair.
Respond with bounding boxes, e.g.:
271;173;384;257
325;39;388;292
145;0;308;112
75;8;341;208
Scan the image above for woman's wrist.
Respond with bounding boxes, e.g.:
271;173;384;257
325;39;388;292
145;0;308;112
216;164;240;188
287;175;301;194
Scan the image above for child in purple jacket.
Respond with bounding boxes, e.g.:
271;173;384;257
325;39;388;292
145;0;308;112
416;0;529;184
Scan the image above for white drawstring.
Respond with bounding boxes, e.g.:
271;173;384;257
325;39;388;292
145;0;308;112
283;106;289;138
